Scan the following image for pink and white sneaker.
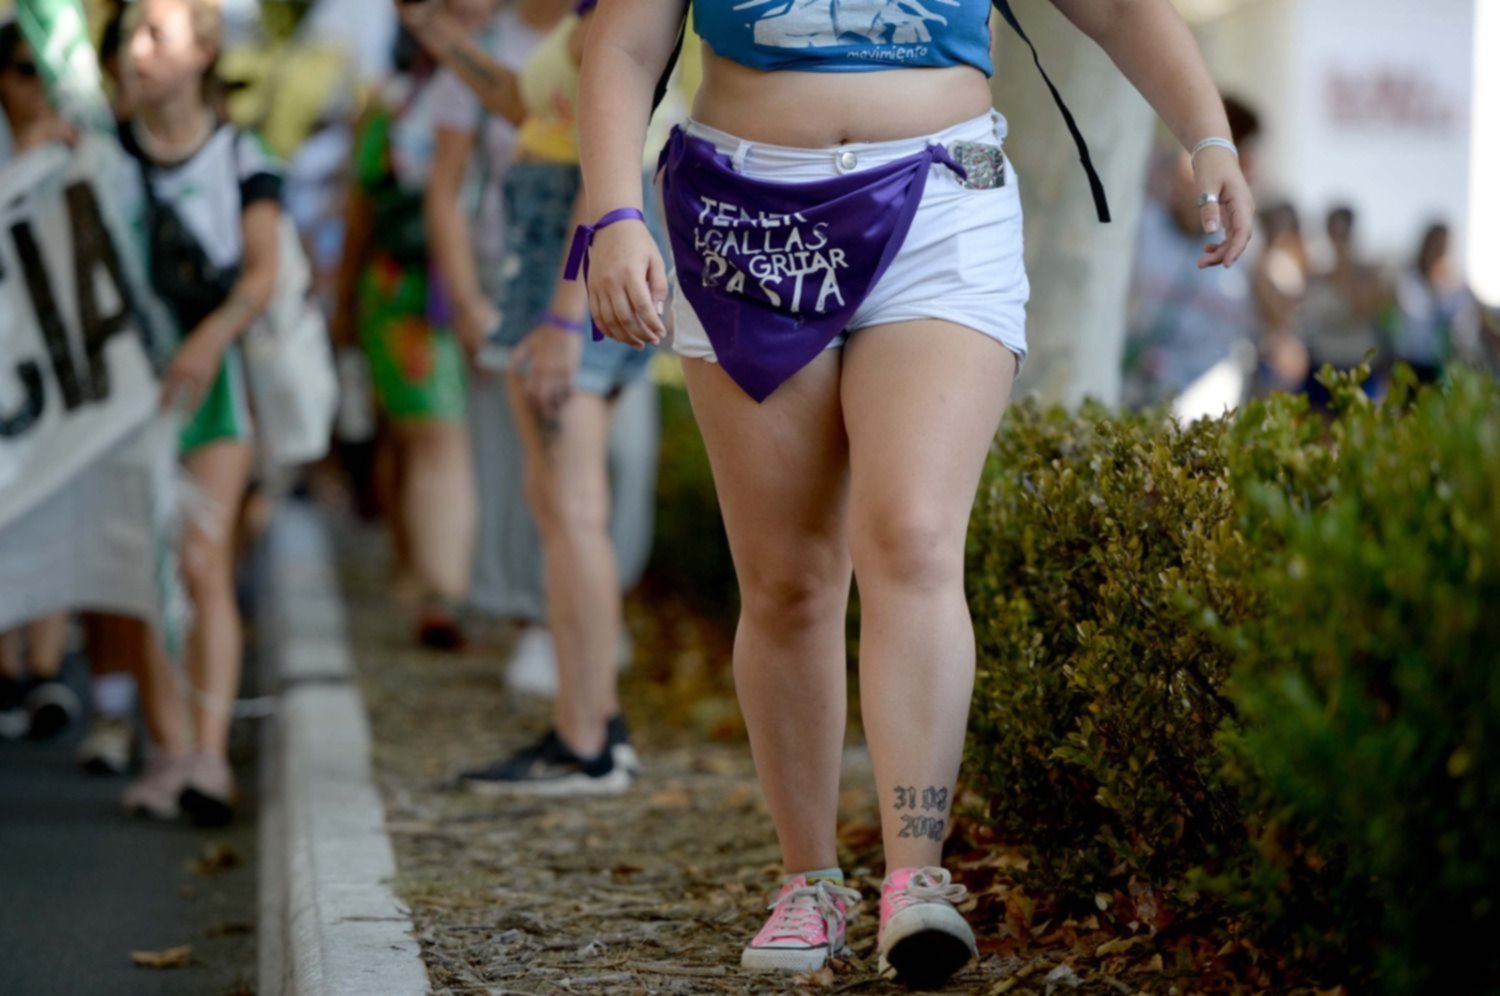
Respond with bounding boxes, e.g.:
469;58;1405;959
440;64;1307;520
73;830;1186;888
877;867;978;986
741;875;862;973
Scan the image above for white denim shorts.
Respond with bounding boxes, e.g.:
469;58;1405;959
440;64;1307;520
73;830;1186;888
668;110;1030;367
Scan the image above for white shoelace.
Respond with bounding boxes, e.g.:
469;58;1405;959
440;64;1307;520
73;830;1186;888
889;867;969;915
765;880;863;944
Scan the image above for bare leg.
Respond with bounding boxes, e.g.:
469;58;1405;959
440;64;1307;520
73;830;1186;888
181;440;254;758
505;376;619;758
391;419;477;604
24;614;67;680
682;354;853;874
841;322;1016;872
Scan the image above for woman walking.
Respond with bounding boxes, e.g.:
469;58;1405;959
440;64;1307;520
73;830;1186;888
575;0;1253;985
116;0;282;825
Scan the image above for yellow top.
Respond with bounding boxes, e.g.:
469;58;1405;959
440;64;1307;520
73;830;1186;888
516;15;582;164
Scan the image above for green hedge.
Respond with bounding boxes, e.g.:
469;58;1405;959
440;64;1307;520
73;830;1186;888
964;369;1500;991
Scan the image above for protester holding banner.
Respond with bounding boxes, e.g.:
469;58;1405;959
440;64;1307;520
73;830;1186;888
109;0;284;826
1;11;188;785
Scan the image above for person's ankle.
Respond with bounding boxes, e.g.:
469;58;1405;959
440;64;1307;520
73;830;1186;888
788;867;845;885
555;722;608;760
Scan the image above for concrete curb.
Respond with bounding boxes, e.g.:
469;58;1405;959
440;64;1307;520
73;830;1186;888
258;502;429;996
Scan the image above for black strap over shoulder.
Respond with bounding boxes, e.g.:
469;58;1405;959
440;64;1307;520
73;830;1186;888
652;0;1111;224
992;0;1111;223
652;0;691;112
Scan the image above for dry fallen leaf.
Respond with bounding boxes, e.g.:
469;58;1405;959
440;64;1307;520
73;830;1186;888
1096;935;1149;957
795;965;838;987
1095;892;1112;911
192;843;242;875
648;788;692;809
130;945;192;969
1142;953;1164;973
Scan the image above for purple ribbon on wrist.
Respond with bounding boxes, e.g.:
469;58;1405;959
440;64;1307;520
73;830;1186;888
563;207;647;282
541;310;587;335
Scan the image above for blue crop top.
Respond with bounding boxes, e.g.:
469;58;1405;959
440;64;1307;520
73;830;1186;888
695;0;994;75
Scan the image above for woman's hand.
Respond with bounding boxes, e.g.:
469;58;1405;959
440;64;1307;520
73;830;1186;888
161;325;229;412
1192;146;1254;270
453;292;499;360
586;220;667;349
511;324;583;420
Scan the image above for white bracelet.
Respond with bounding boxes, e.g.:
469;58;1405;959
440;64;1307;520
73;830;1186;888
1191;137;1239;160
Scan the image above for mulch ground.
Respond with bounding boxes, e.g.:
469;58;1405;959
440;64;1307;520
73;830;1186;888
335;515;1330;996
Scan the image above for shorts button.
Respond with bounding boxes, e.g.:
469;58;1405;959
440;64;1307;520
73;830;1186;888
836;150;858;172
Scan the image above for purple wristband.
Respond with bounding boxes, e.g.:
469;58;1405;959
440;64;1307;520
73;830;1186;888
563;207;647;282
541;310;587;335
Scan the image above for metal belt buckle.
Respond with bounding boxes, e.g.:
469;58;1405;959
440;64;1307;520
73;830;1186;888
948;140;1007;190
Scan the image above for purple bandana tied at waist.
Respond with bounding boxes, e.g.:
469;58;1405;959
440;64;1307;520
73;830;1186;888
659;127;966;402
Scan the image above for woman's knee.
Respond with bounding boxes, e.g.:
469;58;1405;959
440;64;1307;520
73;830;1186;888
182;528;235;603
738;547;851;629
850;504;962;593
523;470;609;540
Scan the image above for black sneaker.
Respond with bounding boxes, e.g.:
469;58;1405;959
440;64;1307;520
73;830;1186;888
26;679;81;740
0;677;27;741
459;729;633;797
606;713;641;776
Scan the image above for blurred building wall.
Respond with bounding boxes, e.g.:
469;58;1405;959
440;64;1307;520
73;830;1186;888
1197;0;1476;265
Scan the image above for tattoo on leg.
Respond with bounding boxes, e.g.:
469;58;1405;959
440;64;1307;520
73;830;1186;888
897;815;947;841
893;785;951;840
893;785;950;812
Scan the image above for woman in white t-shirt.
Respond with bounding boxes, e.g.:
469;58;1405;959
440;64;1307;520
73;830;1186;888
116;0;283;827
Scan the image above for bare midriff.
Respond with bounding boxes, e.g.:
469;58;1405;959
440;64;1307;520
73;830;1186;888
693;52;994;148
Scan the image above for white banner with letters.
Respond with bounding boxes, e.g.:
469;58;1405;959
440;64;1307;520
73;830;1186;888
0;136;163;530
0;136;183;634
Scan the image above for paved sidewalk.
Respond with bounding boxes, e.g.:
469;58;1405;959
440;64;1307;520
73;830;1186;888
0;655;258;996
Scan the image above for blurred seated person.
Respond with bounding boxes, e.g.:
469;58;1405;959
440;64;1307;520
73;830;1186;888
1391;222;1482;384
1299;206;1389;408
1252;200;1310;394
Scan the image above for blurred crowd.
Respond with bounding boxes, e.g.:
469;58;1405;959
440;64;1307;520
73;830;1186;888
1125;94;1496;415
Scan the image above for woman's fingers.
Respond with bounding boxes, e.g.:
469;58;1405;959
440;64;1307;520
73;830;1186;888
1199;193;1224;237
1225;192;1255;268
625;272;665;343
593;288;623;342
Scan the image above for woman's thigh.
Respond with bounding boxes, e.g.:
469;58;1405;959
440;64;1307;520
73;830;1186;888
841;321;1017;585
681;353;852;620
181;440;255;582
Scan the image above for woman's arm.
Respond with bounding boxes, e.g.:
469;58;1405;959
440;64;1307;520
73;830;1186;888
398;3;526;125
576;0;686;345
424;125;494;357
160;201;280;407
1050;0;1253;267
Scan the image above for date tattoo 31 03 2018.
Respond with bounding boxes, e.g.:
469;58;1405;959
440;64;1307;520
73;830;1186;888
893;785;950;841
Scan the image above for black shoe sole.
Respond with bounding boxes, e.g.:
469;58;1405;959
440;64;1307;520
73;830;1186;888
180;787;235;828
885;930;974;989
27;703;74;741
82;756;132;777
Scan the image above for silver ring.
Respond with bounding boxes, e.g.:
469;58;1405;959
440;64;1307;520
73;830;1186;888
1198;193;1220;207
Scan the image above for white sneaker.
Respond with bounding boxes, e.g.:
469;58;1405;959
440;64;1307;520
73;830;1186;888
504;626;557;698
78;715;136;775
